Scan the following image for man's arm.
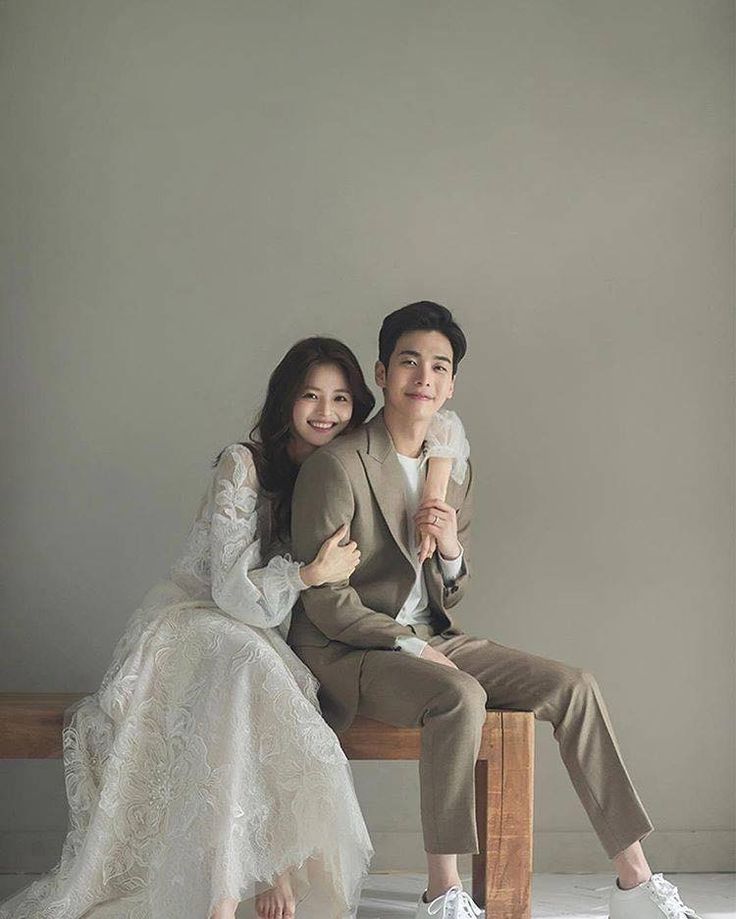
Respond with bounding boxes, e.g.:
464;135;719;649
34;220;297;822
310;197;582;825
291;447;417;649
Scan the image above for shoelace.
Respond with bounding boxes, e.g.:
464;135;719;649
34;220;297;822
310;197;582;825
426;885;484;919
646;874;702;919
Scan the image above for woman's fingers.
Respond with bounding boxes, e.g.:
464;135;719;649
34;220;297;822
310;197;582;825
328;523;349;543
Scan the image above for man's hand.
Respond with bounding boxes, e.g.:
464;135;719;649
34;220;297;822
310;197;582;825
419;644;458;669
414;498;460;560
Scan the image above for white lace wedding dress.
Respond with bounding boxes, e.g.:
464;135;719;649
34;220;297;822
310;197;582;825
0;410;469;919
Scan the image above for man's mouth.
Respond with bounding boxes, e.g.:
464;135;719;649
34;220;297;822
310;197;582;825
307;420;338;430
406;393;434;401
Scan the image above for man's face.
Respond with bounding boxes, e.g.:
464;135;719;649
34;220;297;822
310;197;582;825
374;329;455;420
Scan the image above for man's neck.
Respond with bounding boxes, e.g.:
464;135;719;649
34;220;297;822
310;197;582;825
382;404;432;458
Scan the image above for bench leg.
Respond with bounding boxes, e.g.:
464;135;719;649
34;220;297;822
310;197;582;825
472;712;534;919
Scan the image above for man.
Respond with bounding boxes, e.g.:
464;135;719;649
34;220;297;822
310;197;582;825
287;301;700;919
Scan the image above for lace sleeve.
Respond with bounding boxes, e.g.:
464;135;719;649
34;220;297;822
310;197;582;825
421;408;471;485
209;444;307;628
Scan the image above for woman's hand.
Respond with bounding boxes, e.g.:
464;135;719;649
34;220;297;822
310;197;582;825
300;523;360;586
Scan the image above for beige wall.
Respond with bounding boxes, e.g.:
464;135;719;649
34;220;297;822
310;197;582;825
1;0;733;874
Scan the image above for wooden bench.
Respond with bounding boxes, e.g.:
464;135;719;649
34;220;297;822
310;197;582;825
0;693;534;919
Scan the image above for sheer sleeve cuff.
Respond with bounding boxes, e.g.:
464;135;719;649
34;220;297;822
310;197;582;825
258;554;309;616
421;409;470;485
285;556;309;591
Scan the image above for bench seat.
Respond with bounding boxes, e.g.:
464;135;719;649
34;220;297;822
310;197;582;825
0;693;534;919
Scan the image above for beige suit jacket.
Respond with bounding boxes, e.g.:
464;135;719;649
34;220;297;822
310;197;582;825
286;407;473;731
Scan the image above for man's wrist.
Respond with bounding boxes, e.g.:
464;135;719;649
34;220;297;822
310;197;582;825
437;544;464;585
438;542;462;561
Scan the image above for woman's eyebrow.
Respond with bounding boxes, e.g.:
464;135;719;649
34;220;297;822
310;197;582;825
303;386;352;394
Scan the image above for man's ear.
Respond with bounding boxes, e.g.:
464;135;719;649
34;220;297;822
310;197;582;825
374;360;386;389
446;375;456;399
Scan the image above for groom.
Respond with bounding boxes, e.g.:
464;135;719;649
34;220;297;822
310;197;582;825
287;302;694;919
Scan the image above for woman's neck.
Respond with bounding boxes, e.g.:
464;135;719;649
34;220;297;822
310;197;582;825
286;437;316;466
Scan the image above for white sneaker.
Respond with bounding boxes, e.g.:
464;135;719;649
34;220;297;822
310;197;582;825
609;873;703;919
413;885;484;919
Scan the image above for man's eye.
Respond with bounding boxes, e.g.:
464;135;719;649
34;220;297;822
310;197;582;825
435;366;448;372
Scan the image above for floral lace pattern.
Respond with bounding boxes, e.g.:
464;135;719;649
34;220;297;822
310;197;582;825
0;444;373;919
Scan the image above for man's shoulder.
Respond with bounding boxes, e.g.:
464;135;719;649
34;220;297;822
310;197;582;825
328;423;369;456
299;425;368;474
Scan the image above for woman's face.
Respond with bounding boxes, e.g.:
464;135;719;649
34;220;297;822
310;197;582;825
290;362;354;454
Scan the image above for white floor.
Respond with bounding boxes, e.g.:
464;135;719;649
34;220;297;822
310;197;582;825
354;874;735;919
0;872;733;918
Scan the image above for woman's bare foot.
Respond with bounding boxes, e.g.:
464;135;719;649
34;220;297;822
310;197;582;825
209;895;239;919
255;871;296;919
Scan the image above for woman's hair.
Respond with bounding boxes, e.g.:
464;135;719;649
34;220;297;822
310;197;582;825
378;300;467;375
213;337;375;543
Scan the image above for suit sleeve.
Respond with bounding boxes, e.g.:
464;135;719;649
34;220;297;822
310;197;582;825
291;448;417;649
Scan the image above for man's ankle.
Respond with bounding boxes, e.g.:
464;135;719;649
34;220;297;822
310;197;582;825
616;873;652;891
425;882;462;902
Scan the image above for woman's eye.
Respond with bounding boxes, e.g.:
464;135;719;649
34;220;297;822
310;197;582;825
303;393;317;399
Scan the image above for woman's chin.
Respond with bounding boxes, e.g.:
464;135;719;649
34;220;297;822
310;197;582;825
303;428;342;446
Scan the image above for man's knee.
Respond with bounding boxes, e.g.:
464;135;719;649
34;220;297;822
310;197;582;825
436;670;487;721
556;666;603;712
571;667;599;692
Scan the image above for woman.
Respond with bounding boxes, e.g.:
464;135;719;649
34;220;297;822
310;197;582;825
0;337;470;919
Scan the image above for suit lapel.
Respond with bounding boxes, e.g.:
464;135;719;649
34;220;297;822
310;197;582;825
358;409;417;571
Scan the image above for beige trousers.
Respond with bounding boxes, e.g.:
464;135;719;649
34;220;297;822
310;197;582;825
356;621;654;858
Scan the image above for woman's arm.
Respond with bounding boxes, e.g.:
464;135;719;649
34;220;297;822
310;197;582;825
416;409;471;564
416;457;452;563
209;444;308;628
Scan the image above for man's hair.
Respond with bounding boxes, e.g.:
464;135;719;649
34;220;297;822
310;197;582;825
378;301;467;375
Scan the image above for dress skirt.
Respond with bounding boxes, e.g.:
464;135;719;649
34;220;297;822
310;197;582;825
0;580;373;919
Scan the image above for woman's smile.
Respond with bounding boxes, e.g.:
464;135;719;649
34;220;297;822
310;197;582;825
307;419;338;431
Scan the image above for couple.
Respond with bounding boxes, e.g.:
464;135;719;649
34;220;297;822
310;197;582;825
0;302;700;919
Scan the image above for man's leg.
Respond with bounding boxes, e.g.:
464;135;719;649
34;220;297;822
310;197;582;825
356;646;488;855
426;628;654;864
405;627;701;919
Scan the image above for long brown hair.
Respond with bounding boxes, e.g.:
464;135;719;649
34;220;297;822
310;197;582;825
213;337;375;542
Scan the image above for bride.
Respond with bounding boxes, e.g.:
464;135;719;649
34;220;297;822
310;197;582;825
0;336;470;919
